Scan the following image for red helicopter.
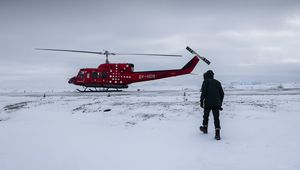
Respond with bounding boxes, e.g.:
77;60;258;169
37;46;210;92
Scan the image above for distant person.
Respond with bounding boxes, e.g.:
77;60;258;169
199;70;224;140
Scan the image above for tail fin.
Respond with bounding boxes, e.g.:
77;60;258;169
181;56;199;73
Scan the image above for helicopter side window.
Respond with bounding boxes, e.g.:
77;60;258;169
101;72;108;78
92;72;98;79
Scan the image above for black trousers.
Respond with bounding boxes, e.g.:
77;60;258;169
202;108;220;129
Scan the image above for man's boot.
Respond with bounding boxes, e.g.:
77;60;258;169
215;128;221;140
199;126;208;134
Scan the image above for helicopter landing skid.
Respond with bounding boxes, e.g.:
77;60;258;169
76;87;122;93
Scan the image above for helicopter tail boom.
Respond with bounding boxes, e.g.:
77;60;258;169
130;56;199;83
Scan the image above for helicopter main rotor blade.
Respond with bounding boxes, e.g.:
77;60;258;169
114;53;182;57
36;48;104;55
36;48;181;57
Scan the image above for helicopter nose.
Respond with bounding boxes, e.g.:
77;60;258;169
68;77;76;84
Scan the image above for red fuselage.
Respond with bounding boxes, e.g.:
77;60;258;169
68;56;199;89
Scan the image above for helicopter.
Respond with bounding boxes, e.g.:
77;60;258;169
37;46;210;92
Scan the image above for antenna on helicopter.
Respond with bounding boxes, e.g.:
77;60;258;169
36;48;182;63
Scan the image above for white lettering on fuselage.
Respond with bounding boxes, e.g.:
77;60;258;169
139;74;156;80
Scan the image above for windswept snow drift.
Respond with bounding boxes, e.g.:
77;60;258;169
0;88;300;170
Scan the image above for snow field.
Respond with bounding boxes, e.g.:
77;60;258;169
0;89;300;170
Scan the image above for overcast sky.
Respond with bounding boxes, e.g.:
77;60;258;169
1;0;300;90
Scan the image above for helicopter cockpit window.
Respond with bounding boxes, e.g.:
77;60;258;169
92;72;98;79
78;71;84;79
101;72;108;78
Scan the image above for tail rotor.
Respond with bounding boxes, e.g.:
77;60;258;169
186;46;210;65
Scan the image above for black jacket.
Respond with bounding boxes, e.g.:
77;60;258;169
200;78;224;108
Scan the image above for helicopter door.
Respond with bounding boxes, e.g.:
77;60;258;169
83;71;91;84
92;71;99;83
99;72;108;83
101;72;108;78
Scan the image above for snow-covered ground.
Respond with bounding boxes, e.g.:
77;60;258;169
1;86;300;170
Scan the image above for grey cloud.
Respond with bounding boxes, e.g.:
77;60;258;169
1;0;300;90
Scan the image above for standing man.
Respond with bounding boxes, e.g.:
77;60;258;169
200;70;224;140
